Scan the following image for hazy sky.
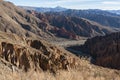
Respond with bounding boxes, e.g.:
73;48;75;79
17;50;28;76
5;0;120;10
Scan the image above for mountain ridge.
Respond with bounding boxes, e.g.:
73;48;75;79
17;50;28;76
20;6;120;30
33;11;117;39
61;9;120;28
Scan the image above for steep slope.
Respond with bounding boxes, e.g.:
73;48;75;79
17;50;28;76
35;12;116;39
61;9;120;28
0;1;54;40
0;31;79;72
80;32;120;70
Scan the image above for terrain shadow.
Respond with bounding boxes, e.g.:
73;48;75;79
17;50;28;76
65;46;93;61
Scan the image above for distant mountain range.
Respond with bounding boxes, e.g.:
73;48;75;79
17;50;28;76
20;6;120;28
1;2;116;40
17;6;120;39
25;10;117;39
0;3;119;40
19;6;67;12
61;9;120;28
19;6;120;15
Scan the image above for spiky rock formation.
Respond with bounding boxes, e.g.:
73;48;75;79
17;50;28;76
0;31;78;73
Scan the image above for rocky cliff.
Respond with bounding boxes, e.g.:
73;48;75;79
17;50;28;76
80;32;120;69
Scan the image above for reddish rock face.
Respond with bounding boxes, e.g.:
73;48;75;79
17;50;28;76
80;32;120;69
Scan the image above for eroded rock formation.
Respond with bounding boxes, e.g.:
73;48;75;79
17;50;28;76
0;33;78;73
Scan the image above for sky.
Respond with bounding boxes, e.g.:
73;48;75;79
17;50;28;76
5;0;120;10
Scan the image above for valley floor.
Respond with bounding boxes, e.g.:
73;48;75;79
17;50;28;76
50;39;86;47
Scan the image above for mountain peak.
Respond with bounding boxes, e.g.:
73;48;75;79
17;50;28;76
55;6;65;9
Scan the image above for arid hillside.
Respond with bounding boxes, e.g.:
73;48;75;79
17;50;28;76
0;1;54;40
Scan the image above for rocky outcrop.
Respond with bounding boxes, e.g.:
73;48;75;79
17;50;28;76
80;32;120;69
0;32;78;73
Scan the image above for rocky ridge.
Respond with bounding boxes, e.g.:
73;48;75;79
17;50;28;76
80;32;120;70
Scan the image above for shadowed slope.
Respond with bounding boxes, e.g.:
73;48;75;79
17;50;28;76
80;32;120;70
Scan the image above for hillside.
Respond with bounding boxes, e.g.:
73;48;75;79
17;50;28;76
37;12;117;38
0;1;54;40
80;32;120;70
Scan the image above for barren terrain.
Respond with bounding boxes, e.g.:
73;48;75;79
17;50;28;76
0;1;120;80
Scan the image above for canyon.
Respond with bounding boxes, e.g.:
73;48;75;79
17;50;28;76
0;0;120;80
